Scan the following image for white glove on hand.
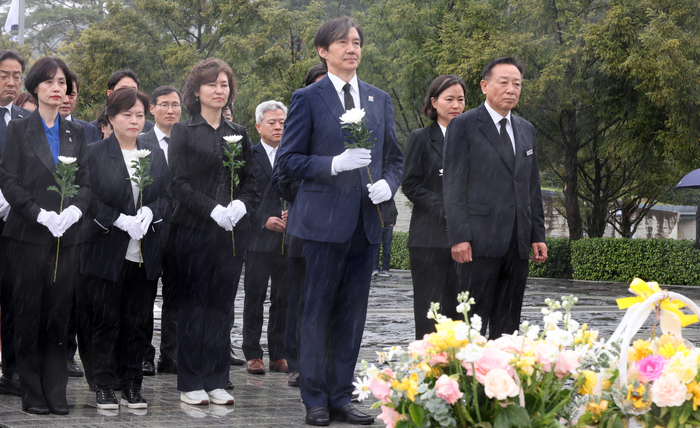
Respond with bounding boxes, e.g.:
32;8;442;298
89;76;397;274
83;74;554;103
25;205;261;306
211;205;234;231
3;208;9;222
135;206;154;235
367;179;392;204
227;200;247;227
37;209;63;238
57;205;82;235
114;213;145;241
0;190;10;219
331;148;371;175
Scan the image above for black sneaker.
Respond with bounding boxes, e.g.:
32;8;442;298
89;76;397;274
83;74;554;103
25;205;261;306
96;388;118;410
120;388;147;409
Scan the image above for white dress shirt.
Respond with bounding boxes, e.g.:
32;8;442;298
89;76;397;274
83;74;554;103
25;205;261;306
259;139;277;167
154;126;170;164
327;72;361;111
484;101;515;154
439;123;446;137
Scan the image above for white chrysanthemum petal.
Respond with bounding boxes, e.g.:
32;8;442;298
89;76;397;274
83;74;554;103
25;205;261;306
224;135;243;143
339;108;366;124
58;156;77;165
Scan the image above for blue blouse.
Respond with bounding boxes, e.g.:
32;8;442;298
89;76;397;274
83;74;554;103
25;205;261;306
41;115;60;165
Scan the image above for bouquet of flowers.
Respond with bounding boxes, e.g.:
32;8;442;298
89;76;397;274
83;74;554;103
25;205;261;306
356;292;601;428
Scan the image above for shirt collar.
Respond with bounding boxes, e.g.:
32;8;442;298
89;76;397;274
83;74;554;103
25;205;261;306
0;101;13;112
65;114;73;122
259;139;277;155
484;101;511;127
40;114;60;133
438;123;447;137
327;72;359;96
154;125;168;142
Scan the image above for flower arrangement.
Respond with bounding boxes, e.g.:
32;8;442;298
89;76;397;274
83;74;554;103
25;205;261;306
48;156;79;281
128;149;152;266
355;292;600;428
222;135;245;255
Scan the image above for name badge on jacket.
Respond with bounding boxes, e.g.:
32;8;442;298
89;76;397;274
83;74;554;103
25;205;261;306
526;149;533;157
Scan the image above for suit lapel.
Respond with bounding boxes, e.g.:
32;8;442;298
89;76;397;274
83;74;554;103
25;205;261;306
253;143;272;179
477;104;514;173
109;134;136;213
11;105;25;120
317;76;346;128
26;112;56;173
512;115;528;175
429;122;444;158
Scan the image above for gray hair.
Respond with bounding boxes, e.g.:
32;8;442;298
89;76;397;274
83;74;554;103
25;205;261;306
255;100;288;124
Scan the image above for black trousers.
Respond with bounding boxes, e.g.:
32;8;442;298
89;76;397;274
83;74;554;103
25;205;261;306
86;261;157;390
176;225;243;392
455;232;529;340
0;236;15;378
8;239;78;410
284;255;306;373
76;272;94;388
242;249;288;361
409;247;460;339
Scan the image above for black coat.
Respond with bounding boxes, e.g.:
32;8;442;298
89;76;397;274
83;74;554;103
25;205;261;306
81;135;172;281
402;122;449;248
73;117;101;144
248;142;283;252
0;110;91;246
169;114;258;232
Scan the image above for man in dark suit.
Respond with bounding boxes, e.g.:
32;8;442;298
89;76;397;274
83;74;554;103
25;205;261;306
60;72;100;144
90;69;154;135
277;17;403;426
0;49;30;397
138;86;182;376
242;100;288;376
443;57;548;341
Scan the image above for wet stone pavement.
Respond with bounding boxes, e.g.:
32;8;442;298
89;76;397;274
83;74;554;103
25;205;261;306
2;272;700;427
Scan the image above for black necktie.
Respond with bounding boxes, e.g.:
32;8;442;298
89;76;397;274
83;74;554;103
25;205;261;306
0;108;8;154
343;83;355;111
163;136;170;144
499;117;515;168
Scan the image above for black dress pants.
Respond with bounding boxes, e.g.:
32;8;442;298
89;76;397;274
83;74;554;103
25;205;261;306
87;261;157;390
284;254;306;373
0;236;16;379
8;239;78;410
409;247;459;339
242;249;288;361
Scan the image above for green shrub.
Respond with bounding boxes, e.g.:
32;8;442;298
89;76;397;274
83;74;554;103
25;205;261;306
571;238;700;285
389;231;411;270
528;237;572;279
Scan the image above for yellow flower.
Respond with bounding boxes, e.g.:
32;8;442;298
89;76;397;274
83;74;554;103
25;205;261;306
687;381;700;411
658;342;690;358
578;370;597;395
424;320;469;350
626;383;649;409
666;354;697;383
574;324;599;346
586;399;608;416
392;373;420;402
628;339;652;363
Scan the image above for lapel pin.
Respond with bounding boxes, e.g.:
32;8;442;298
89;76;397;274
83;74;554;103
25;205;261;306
69;138;72;142
66;130;70;133
368;96;374;102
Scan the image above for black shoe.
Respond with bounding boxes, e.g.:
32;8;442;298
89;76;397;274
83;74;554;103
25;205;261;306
0;374;21;396
24;406;50;414
120;388;147;409
225;380;234;390
230;349;245;366
142;360;155;376
330;404;375;425
96;388;118;410
49;405;69;415
157;357;177;374
67;358;84;378
305;406;330;426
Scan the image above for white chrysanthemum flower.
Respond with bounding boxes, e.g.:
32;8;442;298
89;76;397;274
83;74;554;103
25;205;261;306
339;108;366;124
133;149;151;158
352;376;371;402
58;156;77;165
223;135;243;143
456;343;484;363
546;329;574;347
454;322;470;341
470;314;482;332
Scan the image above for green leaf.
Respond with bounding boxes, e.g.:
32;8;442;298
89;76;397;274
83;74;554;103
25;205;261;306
681;402;693;424
503;405;531;428
494;409;510;428
408;403;424;427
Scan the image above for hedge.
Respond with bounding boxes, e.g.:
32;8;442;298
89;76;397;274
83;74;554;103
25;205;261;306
571;238;700;285
389;231;411;270
528;237;572;279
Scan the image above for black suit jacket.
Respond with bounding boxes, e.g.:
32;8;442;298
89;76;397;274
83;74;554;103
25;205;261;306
402;122;450;248
248;142;283;253
0;110;91;246
443;104;546;259
73;117;101;144
81;135;171;281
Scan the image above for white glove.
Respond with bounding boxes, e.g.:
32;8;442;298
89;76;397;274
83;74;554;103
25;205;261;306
57;205;82;235
135;206;154;235
3;208;9;222
226;200;247;227
113;213;145;240
0;190;10;219
366;179;392;204
331;148;371;175
211;205;234;231
37;209;63;238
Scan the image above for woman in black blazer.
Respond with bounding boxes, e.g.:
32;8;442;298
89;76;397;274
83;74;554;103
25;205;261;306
0;57;90;415
169;58;258;406
402;75;466;339
79;88;171;410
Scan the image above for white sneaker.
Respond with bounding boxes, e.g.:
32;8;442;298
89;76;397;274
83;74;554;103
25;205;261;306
206;388;234;405
180;390;209;405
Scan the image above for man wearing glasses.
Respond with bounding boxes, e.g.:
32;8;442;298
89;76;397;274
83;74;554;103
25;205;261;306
138;86;182;376
0;49;29;398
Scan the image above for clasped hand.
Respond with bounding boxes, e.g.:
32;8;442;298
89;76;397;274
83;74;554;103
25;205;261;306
114;212;147;241
211;201;247;232
37;206;83;238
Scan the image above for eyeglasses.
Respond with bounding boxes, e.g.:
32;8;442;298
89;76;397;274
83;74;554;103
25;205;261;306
0;70;22;83
156;103;181;111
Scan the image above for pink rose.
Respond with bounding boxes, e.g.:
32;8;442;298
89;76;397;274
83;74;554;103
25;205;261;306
534;343;558;372
435;374;463;404
651;373;687;407
408;339;431;358
369;377;392;404
430;352;449;365
382;367;395;377
635;355;666;383
483;368;520;400
463;348;514;383
554;350;580;379
491;335;532;355
377;406;402;428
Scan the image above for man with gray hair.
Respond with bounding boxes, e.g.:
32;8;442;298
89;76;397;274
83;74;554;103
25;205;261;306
242;100;289;375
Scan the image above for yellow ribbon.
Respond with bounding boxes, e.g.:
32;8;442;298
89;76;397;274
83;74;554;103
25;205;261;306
616;278;698;328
